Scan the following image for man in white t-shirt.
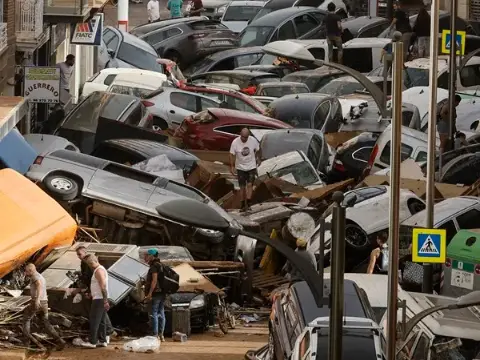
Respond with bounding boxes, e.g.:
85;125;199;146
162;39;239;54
229;128;260;211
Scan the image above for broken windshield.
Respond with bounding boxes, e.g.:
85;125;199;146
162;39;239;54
268;161;319;187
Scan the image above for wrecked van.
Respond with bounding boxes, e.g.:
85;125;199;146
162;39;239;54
0;168;77;279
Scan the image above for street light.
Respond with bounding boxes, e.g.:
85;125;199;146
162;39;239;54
155;198;326;307
400;291;480;343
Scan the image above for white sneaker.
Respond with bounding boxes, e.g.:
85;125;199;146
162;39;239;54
80;341;97;349
106;336;110;344
97;342;108;348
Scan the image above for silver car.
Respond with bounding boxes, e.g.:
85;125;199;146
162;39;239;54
144;87;222;130
26;150;239;244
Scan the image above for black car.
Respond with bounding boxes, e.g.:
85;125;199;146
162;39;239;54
129;16;209;37
235;64;306;78
54;92;161;154
239;7;328;47
134;18;239;69
91;139;199;177
440;152;480;186
267;93;343;133
259;128;330;173
328;132;379;183
282;68;345;92
268;280;380;360
339;16;390;41
183;46;265;76
419;143;480;175
188;70;280;88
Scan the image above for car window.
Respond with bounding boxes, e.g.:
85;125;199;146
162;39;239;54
170;92;197;112
307;139;320;167
379;141;413;165
416;151;427;162
103;28;116;45
352;146;373;163
214;125;244;135
166;27;182;37
116;43;164;72
437;71;449;89
277;21;296;40
92;145;144;165
212;57;236;71
104;74;117;86
439;220;457;244
307;47;325;60
199;96;220;111
207;74;232;83
109;85;131;95
343;48;373;73
460;65;480;88
164;182;204;202
294;14;318;36
456;209;480;229
226;95;256;113
144;30;167;44
311;12;326;23
314;101;331;129
235;53;263;67
124;104;143;126
282;298;302;348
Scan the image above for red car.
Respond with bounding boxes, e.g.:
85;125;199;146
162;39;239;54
175;108;291;150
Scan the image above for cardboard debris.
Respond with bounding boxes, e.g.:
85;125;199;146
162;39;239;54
172;263;221;294
358;175;472;200
324;131;363;149
290;179;354;201
376;159;425;180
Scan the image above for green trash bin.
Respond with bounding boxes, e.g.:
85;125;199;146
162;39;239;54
442;229;480;297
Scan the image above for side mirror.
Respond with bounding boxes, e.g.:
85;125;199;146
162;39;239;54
107;48;115;57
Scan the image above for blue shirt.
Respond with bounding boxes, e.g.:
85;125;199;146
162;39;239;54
167;0;183;18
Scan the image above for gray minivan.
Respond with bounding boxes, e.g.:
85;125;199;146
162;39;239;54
98;26;164;73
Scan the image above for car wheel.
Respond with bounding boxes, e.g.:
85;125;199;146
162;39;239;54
408;199;425;215
267;330;276;360
152;118;169;131
345;222;369;249
164;50;181;65
43;174;79;201
196;228;224;244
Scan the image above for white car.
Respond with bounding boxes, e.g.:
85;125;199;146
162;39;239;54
106;72;168;98
257;150;325;190
221;1;265;33
81;68;168;99
307;185;425;256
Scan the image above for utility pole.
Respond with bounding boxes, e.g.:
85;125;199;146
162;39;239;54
447;0;458;152
118;0;129;32
329;191;345;360
386;31;403;360
423;0;440;294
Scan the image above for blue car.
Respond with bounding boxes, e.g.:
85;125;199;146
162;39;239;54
0;129;37;174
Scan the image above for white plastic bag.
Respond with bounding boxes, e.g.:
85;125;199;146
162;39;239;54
133;155;185;183
72;293;82;304
123;336;160;353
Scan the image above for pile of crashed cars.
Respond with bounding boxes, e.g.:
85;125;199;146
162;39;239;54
3;10;480;357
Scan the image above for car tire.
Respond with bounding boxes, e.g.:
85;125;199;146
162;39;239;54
152;118;169;131
196;228;224;244
345;222;369;250
43;174;79;201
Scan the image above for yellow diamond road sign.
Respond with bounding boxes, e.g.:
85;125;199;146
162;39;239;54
412;228;446;264
441;29;466;55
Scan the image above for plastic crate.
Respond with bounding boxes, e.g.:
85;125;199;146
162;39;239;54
172;307;191;337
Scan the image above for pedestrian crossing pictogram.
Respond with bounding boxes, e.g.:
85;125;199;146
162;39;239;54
418;236;439;255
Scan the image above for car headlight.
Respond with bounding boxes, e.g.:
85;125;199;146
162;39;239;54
216;5;226;13
189;295;205;309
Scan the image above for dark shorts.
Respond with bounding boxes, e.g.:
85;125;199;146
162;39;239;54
237;169;256;187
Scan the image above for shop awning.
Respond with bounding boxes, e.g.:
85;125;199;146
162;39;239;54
0;97;28;142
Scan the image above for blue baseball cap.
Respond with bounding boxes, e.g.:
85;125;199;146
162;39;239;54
147;249;158;256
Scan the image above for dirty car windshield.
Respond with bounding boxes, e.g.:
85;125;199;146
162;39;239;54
262;85;309;97
223;6;261;21
269;161;318;186
240;26;273;46
404;67;429;87
317;81;364;96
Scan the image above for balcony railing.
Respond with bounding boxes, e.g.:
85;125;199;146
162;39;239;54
15;0;44;42
0;23;7;54
44;0;89;17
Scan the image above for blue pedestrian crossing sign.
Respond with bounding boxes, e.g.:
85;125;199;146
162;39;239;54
441;29;466;55
412;228;446;263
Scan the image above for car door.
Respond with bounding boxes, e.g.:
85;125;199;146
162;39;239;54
99;28;121;70
167;91;199;127
275;20;296;41
293;14;320;38
313;100;331;130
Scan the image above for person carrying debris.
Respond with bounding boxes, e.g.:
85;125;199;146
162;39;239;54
325;2;343;64
75;246;115;344
144;249;166;342
229;128;261;211
389;2;412;61
367;232;389;274
80;254;110;348
437;95;461;152
285;238;317;281
23;263;66;350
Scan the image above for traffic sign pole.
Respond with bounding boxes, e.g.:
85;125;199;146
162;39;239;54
424;0;440;294
447;0;458;152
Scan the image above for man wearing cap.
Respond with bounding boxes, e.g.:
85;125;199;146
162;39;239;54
284;238;317;281
144;249;166;341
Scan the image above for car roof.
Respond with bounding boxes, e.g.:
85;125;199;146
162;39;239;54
249;6;325;26
99;68;165;77
101;139;199;160
76;91;140;119
402;196;480;227
227;0;265;6
198;69;278;77
341;16;389;34
283;68;343;78
292;280;369;324
260;81;308;87
270;92;331;108
343;37;391;47
106;26;157;55
201;46;265;61
130;16;208;36
263;0;297;9
111;73;166;88
208;107;289;127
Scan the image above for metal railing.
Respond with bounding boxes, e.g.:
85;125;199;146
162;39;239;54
0;23;7;53
15;0;43;41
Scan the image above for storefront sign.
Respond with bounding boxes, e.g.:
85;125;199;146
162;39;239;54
71;13;104;46
24;67;60;103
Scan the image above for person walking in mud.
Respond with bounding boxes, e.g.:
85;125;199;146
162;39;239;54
23;263;66;351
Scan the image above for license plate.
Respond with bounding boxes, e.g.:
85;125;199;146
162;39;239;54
212;40;231;46
451;269;474;290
